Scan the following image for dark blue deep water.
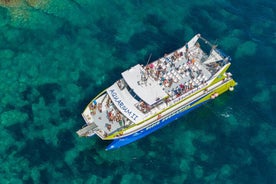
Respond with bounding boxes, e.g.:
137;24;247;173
0;0;275;183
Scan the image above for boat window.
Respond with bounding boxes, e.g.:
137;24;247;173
127;85;142;102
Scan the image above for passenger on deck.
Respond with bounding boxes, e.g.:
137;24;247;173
168;78;173;87
164;97;170;104
106;97;111;108
157;64;163;71
173;51;180;60
138;101;150;113
171;55;176;62
145;65;150;76
155;70;161;80
140;101;146;109
108;110;115;121
189;82;193;90
157;59;162;66
115;112;122;122
106;123;111;131
163;79;169;87
97;103;102;113
89;103;97;115
185;43;189;52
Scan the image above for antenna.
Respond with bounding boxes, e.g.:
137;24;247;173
146;53;152;66
139;53;152;86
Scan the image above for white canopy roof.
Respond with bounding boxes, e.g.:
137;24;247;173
122;64;168;105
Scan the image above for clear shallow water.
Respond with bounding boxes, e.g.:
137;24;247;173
0;0;275;183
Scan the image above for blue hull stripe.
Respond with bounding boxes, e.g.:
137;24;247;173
106;100;209;150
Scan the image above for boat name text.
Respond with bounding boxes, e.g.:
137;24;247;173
109;89;138;121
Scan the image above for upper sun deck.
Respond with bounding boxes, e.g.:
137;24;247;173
143;34;230;98
116;34;229;111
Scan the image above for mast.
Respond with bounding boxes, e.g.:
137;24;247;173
139;53;152;85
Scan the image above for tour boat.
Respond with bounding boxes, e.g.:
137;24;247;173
77;34;237;150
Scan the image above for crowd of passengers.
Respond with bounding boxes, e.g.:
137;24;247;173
89;96;125;131
144;51;184;81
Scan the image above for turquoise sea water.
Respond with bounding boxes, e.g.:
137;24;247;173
0;0;275;183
